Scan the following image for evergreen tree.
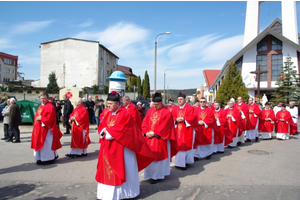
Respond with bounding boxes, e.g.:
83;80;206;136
91;84;99;94
137;75;142;96
141;79;144;98
216;61;249;107
45;71;59;94
143;70;150;100
271;56;300;105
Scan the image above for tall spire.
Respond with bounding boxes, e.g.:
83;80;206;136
243;1;261;47
282;1;298;44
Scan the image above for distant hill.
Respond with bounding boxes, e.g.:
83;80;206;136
157;88;197;100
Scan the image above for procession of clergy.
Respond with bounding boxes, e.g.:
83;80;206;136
30;91;298;200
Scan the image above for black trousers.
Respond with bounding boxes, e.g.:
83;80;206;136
3;123;9;138
8;125;20;141
64;115;71;134
88;110;94;124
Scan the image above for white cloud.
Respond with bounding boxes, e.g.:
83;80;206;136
0;38;15;49
10;20;54;34
77;19;93;28
199;34;244;62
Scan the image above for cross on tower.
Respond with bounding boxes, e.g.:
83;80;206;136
250;65;268;103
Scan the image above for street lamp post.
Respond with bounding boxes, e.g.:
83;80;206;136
154;32;170;93
164;68;172;103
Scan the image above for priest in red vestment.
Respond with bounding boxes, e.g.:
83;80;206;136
246;97;261;142
194;97;216;160
31;93;62;165
142;93;178;184
213;102;231;153
122;96;142;129
258;102;275;139
275;103;297;140
65;98;91;158
95;91;154;200
172;92;198;170
234;96;249;146
168;98;176;113
224;99;241;148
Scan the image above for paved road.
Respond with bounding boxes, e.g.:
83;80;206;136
0;123;300;200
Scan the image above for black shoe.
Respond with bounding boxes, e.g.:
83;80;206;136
194;157;199;162
237;141;242;146
255;137;259;142
55;155;59;160
245;139;251;142
227;145;234;149
65;154;76;158
1;137;8;140
36;160;42;165
206;155;212;160
64;132;70;134
217;151;224;154
12;140;21;143
175;166;188;170
149;179;161;184
5;139;13;142
81;153;88;157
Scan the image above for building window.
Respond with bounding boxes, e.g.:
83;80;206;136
13;60;16;66
271;21;282;35
106;70;109;84
271;54;283;81
256;55;268;81
12;69;15;75
271;36;282;50
235;56;243;71
99;66;103;83
257;38;267;52
100;49;103;59
106;53;109;64
3;78;10;82
4;69;11;74
4;58;11;65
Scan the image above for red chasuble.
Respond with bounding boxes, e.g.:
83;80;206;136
224;107;240;140
258;108;275;132
213;109;231;146
124;102;142;129
234;102;249;135
195;106;217;147
168;105;175;113
69;104;91;149
275;110;297;135
172;104;198;151
31;102;62;151
95;107;154;186
247;103;261;130
142;106;178;161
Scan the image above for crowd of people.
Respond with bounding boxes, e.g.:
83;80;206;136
1;91;298;200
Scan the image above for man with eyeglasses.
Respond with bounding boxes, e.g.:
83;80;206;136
234;96;249;146
224;99;241;148
194;97;216;160
172;92;198;170
246;97;261;142
142;93;178;184
213;101;232;153
96;91;154;200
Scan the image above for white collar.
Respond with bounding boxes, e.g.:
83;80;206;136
179;103;186;109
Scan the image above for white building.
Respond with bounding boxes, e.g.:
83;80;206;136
32;38;119;90
211;1;300;102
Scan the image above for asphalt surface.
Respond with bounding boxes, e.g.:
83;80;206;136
0;122;300;200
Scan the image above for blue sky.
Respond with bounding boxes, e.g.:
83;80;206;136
1;1;299;90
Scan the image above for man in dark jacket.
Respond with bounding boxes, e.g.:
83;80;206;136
63;95;73;134
8;98;21;143
86;95;95;124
